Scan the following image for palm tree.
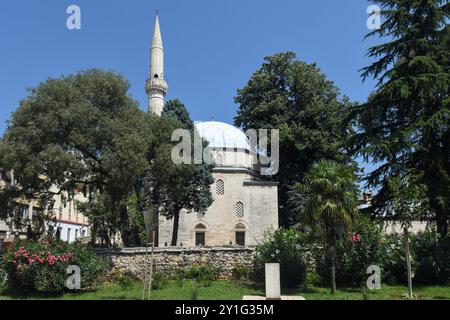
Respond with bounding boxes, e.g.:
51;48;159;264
290;160;359;294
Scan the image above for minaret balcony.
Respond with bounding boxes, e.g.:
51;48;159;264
146;78;168;95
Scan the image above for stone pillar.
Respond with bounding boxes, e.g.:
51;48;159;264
265;263;281;300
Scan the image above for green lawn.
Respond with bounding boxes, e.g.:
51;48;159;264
1;280;449;300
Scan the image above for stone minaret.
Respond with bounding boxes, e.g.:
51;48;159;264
146;12;168;116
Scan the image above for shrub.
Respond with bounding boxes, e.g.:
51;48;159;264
177;264;220;282
232;265;251;281
117;271;137;290
381;233;409;285
0;253;7;288
253;228;310;289
2;239;107;294
412;228;450;285
305;272;321;288
151;273;168;290
313;217;407;287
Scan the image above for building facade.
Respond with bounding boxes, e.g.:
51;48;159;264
0;170;89;244
147;15;279;247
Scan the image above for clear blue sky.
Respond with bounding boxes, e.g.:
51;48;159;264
0;0;380;183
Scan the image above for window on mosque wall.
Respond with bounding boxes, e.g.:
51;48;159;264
216;154;224;166
197;212;205;219
194;224;207;245
235;201;244;219
236;231;245;246
195;232;205;246
216;179;224;195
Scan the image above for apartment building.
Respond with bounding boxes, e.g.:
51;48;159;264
0;169;89;244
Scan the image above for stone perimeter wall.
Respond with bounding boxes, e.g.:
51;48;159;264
95;247;255;280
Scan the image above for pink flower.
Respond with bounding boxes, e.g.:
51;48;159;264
351;233;361;242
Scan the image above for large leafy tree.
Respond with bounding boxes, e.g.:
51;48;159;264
0;69;150;244
289;160;359;294
353;0;449;236
234;52;355;226
149;99;214;246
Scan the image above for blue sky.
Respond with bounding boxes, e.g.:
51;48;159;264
0;0;380;184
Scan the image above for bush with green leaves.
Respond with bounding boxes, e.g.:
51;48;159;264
0;253;7;288
176;264;220;282
152;273;169;290
412;228;450;285
313;217;407;287
2;239;107;293
253;228;310;289
232;265;251;281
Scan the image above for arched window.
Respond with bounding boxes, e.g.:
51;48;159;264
197;212;205;219
154;74;159;79
216;179;224;195
216;154;224;166
235;202;244;219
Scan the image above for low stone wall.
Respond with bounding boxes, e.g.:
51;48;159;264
95;247;255;280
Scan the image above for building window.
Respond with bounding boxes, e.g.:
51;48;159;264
67;228;71;242
235;202;244;218
236;232;246;246
81;230;86;238
194;223;207;246
216;154;224;166
75;229;78;240
195;232;205;246
216;179;224;195
15;205;28;220
197;212;205;219
32;207;43;221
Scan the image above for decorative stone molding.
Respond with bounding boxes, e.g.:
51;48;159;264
145;78;168;96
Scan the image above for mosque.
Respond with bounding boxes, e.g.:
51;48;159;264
146;14;279;247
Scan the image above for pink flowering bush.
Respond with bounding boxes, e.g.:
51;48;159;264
2;239;106;293
313;216;407;287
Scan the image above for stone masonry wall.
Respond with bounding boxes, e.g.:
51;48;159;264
95;247;255;280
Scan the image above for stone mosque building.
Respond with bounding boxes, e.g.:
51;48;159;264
147;14;279;247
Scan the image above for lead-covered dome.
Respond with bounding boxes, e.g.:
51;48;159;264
195;121;251;150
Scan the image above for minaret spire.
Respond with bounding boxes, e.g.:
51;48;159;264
146;11;168;116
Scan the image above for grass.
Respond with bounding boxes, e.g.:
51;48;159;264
0;280;449;300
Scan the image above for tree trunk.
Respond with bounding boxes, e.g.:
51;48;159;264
171;209;180;246
330;242;337;295
404;227;413;298
436;210;448;238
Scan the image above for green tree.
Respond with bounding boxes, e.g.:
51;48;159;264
148;100;214;246
234;52;355;226
353;0;450;236
289;160;359;294
0;69;150;244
